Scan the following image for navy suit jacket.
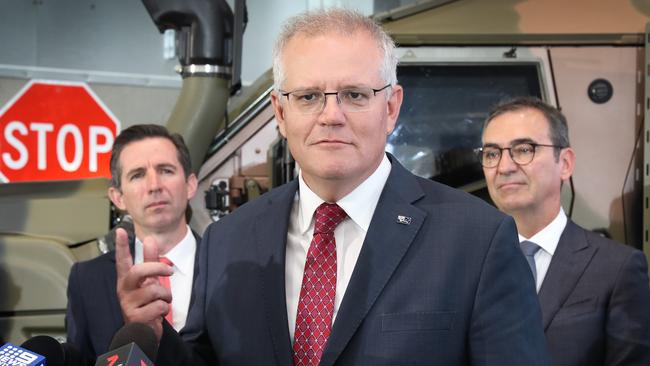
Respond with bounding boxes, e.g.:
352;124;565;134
65;230;201;361
157;155;550;366
540;220;650;366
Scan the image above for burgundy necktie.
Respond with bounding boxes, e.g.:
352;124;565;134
293;203;347;366
158;256;174;326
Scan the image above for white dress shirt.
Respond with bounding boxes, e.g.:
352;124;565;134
285;155;391;342
518;208;567;293
134;225;196;331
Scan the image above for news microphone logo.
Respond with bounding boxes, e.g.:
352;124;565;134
95;343;153;366
0;343;45;366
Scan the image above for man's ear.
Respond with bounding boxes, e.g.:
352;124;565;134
385;84;403;135
108;186;126;211
559;147;576;181
186;173;198;200
271;90;288;138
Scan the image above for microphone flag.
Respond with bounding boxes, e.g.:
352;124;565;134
94;343;153;366
0;343;45;366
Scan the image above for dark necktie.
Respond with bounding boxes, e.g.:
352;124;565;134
293;203;347;366
520;241;540;284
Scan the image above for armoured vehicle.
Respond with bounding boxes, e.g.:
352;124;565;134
0;0;648;345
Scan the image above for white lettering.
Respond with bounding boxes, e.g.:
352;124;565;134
1;121;115;178
56;124;83;172
29;122;54;170
2;356;25;366
2;121;28;170
89;126;114;172
16;351;37;364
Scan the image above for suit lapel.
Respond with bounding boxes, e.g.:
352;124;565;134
255;180;298;366
320;158;426;366
187;230;202;312
108;252;125;329
537;220;597;330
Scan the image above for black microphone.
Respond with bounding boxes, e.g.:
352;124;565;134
94;323;157;366
20;336;62;366
20;336;90;366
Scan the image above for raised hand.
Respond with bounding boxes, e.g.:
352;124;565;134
115;227;173;341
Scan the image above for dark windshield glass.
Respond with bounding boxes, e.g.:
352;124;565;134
387;63;543;188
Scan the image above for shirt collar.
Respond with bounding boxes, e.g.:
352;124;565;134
518;208;567;256
163;225;196;276
135;225;196;276
297;154;392;234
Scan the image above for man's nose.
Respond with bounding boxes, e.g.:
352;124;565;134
497;149;518;174
318;94;345;125
146;171;161;192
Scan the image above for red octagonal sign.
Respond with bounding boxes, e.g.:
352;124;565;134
0;80;121;183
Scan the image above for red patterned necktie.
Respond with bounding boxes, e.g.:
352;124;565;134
158;256;174;325
293;203;347;366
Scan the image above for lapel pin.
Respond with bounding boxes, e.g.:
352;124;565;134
396;215;412;225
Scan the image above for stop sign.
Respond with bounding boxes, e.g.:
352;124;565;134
0;80;121;183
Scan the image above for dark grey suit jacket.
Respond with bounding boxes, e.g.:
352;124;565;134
157;155;550;366
540;220;650;366
65;230;201;361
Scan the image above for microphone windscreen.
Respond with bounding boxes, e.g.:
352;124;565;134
61;342;93;366
108;323;158;361
21;336;64;366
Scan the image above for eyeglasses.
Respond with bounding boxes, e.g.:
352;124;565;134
475;142;565;168
279;84;391;114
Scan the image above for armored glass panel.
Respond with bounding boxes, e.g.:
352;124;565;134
386;63;542;188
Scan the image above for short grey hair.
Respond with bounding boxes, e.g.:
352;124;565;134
272;8;398;92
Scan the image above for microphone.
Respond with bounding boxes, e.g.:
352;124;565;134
0;342;45;366
94;323;157;366
19;335;90;366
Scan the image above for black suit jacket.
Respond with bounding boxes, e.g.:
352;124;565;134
540;220;650;366
157;155;551;366
65;230;201;361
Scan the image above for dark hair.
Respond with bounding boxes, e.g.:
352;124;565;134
484;96;570;160
109;124;192;189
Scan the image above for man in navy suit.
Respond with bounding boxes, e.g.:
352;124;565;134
115;9;550;365
66;124;199;361
479;96;650;365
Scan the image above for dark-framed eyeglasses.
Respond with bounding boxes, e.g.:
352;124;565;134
279;84;391;115
475;142;565;168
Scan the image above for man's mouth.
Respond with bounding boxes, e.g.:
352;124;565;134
313;138;351;146
146;200;168;209
497;181;525;190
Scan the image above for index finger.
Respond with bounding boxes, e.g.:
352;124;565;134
141;236;160;263
115;227;133;281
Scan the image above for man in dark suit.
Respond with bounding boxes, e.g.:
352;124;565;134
115;9;550;365
66;124;199;361
479;96;650;365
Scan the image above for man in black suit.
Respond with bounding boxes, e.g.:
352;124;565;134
479;96;650;365
114;9;550;365
65;124;199;361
